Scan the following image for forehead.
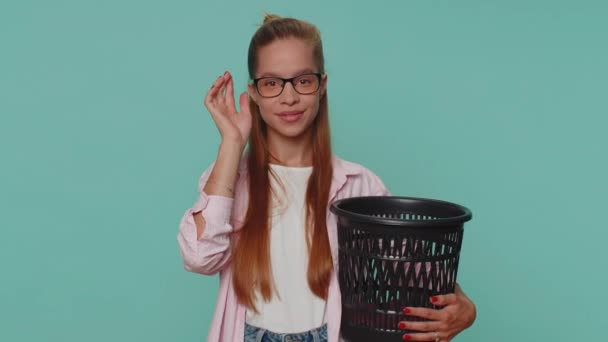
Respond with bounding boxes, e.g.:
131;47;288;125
256;38;317;78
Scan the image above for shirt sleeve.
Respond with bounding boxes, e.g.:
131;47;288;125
177;162;235;275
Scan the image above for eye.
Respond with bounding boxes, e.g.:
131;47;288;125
261;78;279;87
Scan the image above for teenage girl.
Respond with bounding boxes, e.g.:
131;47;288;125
178;14;476;342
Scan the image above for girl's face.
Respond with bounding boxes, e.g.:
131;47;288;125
248;38;327;141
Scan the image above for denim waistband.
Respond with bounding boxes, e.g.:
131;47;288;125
244;322;328;342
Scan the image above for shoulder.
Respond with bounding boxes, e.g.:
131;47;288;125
332;155;390;197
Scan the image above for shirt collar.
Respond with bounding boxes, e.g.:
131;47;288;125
236;153;360;204
236;153;361;178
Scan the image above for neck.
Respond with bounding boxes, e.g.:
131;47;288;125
266;130;314;167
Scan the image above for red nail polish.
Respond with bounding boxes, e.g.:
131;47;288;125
402;308;411;314
403;335;412;341
431;296;438;303
398;322;406;329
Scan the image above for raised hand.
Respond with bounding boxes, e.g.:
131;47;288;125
204;71;253;148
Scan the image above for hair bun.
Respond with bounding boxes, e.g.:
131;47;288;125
262;12;282;25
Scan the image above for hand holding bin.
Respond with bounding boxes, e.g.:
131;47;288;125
330;196;473;342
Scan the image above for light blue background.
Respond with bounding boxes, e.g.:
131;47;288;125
1;1;606;341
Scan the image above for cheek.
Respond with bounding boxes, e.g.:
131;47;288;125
256;102;275;121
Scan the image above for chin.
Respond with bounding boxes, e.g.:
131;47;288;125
276;128;310;139
268;122;313;140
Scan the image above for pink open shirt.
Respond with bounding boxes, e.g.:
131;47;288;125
177;155;390;342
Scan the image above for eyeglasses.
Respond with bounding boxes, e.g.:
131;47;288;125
253;73;322;98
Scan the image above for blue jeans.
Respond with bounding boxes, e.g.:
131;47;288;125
244;322;328;342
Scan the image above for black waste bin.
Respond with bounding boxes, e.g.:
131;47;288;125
330;196;472;342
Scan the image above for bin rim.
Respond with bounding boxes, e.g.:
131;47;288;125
329;195;472;227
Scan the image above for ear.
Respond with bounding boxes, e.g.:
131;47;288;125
247;83;258;105
320;74;328;96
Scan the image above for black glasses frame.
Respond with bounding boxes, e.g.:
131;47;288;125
252;73;323;98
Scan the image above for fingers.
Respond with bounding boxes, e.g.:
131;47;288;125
225;73;236;114
204;73;231;128
205;73;228;107
239;92;251;116
402;307;440;321
401;331;446;341
205;71;239;112
397;294;455;321
398;293;462;342
219;72;229;97
430;294;457;306
398;320;441;333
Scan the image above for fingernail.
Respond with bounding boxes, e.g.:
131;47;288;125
403;335;412;341
431;296;438;303
398;322;407;329
402;308;411;314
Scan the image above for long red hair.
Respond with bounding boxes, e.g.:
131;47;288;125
232;14;333;312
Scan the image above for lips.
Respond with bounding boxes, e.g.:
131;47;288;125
278;111;304;116
277;110;304;123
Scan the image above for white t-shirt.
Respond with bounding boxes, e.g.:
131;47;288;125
245;163;327;333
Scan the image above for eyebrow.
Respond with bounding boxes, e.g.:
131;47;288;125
258;68;316;78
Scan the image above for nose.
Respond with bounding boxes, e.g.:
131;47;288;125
279;81;299;105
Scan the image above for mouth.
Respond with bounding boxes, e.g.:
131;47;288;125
277;111;304;123
278;111;304;116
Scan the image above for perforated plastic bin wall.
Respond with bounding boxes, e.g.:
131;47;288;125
330;196;472;342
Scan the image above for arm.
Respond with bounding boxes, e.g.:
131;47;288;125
177;70;252;275
194;141;243;239
177;142;243;275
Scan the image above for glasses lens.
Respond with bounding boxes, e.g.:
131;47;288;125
294;74;319;94
256;74;320;97
257;78;283;97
